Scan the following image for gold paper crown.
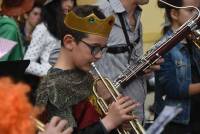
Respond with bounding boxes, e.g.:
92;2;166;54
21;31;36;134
64;11;115;37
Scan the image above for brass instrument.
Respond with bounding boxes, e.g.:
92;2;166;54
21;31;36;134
30;116;45;132
113;1;200;88
91;63;145;134
189;29;200;49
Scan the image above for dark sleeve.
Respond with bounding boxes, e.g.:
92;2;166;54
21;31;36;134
73;121;109;134
35;76;49;106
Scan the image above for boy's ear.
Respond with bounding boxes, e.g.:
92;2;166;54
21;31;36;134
63;35;75;50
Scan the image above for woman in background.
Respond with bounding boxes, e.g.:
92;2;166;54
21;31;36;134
155;0;200;133
19;3;42;51
24;0;76;77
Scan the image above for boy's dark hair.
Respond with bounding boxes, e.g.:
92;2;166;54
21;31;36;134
60;5;106;46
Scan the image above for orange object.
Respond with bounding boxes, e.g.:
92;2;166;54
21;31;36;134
0;77;37;134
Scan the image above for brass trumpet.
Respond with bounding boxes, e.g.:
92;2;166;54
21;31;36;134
30;116;45;132
91;63;145;134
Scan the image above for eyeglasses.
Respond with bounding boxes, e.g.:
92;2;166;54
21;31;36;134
81;40;107;56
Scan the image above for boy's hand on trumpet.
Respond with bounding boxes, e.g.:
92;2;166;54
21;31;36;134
38;116;73;134
101;95;139;132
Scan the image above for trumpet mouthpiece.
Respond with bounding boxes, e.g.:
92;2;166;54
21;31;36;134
91;62;96;67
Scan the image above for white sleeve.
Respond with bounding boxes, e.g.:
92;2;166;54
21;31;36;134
24;24;52;76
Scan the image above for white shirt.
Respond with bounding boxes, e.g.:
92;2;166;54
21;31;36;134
24;23;61;76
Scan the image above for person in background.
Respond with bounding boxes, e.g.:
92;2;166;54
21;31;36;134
0;0;34;61
24;0;76;77
36;5;139;134
155;0;200;133
18;3;42;104
19;3;42;51
94;0;163;124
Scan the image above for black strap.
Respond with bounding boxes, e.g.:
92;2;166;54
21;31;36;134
117;13;133;63
106;0;135;63
107;46;129;54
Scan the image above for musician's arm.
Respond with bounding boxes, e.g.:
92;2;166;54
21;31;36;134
144;58;164;76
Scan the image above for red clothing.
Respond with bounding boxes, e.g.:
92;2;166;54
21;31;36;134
73;99;101;129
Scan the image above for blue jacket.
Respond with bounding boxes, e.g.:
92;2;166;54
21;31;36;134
155;30;200;124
